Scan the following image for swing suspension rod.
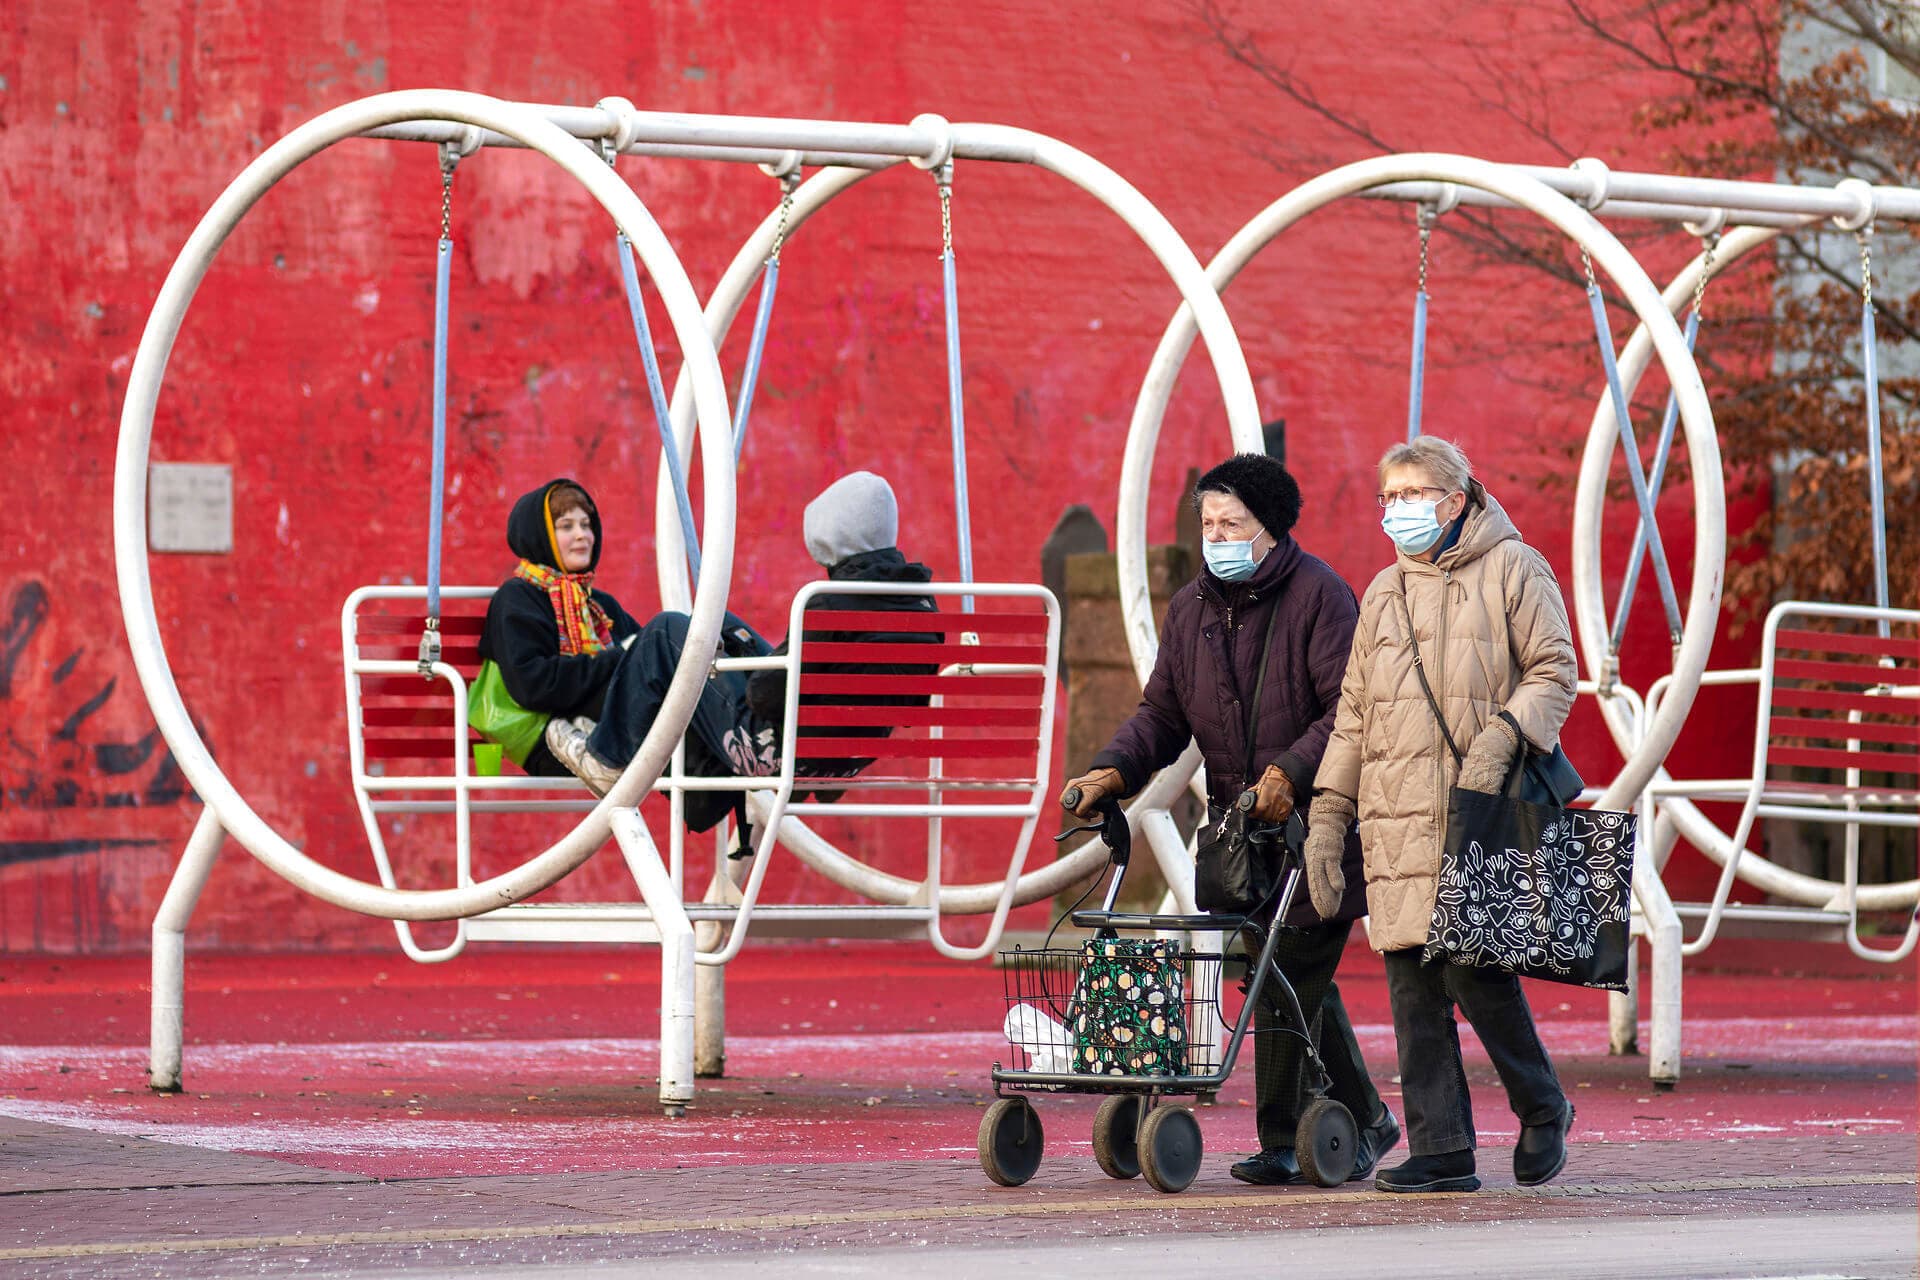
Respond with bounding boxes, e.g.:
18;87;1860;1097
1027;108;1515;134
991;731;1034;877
1406;206;1435;442
730;170;799;466
602;136;704;578
1608;233;1718;657
420;143;459;678
1858;226;1892;639
1584;246;1685;647
935;161;976;612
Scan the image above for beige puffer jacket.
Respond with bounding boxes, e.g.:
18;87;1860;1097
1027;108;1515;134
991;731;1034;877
1314;483;1576;952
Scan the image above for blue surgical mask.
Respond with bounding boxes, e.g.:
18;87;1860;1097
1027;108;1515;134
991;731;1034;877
1381;498;1445;554
1203;534;1264;581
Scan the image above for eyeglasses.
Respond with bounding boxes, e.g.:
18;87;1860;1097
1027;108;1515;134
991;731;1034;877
1376;486;1452;507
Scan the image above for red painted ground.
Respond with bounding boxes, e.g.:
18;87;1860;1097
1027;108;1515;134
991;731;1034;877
1;942;1912;1180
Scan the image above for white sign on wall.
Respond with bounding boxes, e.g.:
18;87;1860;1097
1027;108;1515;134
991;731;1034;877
149;463;233;554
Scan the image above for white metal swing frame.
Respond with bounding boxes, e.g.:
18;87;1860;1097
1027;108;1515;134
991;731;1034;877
122;91;1261;1110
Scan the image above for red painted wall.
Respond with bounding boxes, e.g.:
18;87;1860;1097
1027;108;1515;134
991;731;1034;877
1;1;1771;952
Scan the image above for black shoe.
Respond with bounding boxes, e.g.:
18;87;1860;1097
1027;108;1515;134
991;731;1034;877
1375;1150;1480;1193
1348;1106;1402;1182
1229;1147;1303;1186
1514;1100;1575;1186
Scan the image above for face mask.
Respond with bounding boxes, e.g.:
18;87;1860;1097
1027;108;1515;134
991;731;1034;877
1381;498;1445;554
1204;534;1264;581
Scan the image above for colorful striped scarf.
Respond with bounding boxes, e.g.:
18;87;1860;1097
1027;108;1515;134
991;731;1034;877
514;560;613;656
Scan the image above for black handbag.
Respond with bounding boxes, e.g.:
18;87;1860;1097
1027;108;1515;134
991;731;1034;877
1398;592;1634;991
1194;606;1283;915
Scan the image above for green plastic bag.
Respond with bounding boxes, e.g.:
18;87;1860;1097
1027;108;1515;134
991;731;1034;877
466;659;546;768
1066;937;1188;1076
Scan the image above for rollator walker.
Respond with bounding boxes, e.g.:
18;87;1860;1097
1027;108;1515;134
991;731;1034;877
978;788;1359;1194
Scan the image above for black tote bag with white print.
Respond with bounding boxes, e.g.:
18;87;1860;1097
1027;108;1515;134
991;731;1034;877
1394;584;1633;990
1422;757;1635;991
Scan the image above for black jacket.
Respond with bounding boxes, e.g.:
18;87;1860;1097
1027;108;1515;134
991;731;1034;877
477;479;641;776
745;548;940;779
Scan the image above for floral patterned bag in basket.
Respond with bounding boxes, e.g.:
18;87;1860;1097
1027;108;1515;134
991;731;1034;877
1066;937;1189;1075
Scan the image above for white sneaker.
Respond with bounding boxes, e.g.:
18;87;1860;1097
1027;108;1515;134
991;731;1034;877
544;717;620;797
571;715;598;736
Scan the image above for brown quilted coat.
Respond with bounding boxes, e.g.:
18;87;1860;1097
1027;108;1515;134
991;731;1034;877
1314;483;1577;952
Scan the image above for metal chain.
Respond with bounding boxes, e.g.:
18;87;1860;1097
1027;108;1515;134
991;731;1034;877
1580;245;1596;290
1692;230;1720;320
1858;224;1875;308
1416;206;1434;294
769;172;800;265
937;161;954;257
438;147;456;242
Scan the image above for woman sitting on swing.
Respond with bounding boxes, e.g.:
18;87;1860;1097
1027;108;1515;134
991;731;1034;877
475;473;935;833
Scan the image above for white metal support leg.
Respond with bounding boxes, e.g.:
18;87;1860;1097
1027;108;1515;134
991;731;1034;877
149;806;225;1092
694;959;725;1077
1645;888;1683;1087
1609;941;1640;1055
1633;843;1684;1086
611;809;695;1115
694;862;739;1078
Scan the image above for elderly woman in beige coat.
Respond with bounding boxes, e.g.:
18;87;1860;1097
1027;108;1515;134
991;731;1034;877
1307;436;1578;1195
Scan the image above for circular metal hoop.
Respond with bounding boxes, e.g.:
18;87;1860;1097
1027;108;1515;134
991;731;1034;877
113;89;741;922
1121;153;1724;812
646;130;1265;912
1573;224;1918;911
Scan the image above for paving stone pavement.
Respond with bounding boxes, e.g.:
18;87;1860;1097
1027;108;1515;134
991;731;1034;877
2;946;1911;1276
1;1121;1913;1277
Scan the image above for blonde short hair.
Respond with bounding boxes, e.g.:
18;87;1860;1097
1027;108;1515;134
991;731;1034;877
1378;436;1473;495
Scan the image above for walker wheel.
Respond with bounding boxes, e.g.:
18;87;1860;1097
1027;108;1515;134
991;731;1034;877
1091;1094;1142;1180
1296;1097;1358;1187
978;1097;1044;1187
1137;1103;1203;1194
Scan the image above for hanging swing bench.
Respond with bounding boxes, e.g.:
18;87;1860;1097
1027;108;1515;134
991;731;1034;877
343;142;1062;965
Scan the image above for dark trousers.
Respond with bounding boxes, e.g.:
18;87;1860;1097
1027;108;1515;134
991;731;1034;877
586;611;773;830
1382;948;1566;1156
1252;920;1387;1152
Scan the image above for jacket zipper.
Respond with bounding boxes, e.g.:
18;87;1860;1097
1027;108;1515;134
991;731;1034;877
1434;570;1452;852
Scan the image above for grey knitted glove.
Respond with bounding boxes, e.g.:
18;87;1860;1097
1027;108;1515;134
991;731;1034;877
1457;715;1521;794
1305;793;1357;919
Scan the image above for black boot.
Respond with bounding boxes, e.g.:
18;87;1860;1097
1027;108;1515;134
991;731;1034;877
1514;1100;1575;1186
1376;1149;1479;1193
1229;1147;1302;1186
1348;1106;1402;1182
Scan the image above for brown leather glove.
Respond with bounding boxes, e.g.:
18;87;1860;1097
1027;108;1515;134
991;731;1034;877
1305;792;1356;919
1457;715;1521;794
1060;766;1125;819
1247;763;1296;823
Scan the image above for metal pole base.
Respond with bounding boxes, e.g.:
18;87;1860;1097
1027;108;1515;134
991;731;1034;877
149;807;224;1092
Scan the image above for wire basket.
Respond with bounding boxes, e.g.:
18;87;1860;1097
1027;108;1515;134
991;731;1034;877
999;940;1227;1081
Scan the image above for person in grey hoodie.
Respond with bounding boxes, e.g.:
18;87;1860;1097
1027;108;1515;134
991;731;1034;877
531;471;936;830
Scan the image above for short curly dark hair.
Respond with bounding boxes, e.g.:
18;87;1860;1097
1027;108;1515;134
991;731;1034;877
1192;453;1302;538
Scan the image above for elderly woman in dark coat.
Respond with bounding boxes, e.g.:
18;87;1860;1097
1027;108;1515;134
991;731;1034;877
1060;454;1399;1187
